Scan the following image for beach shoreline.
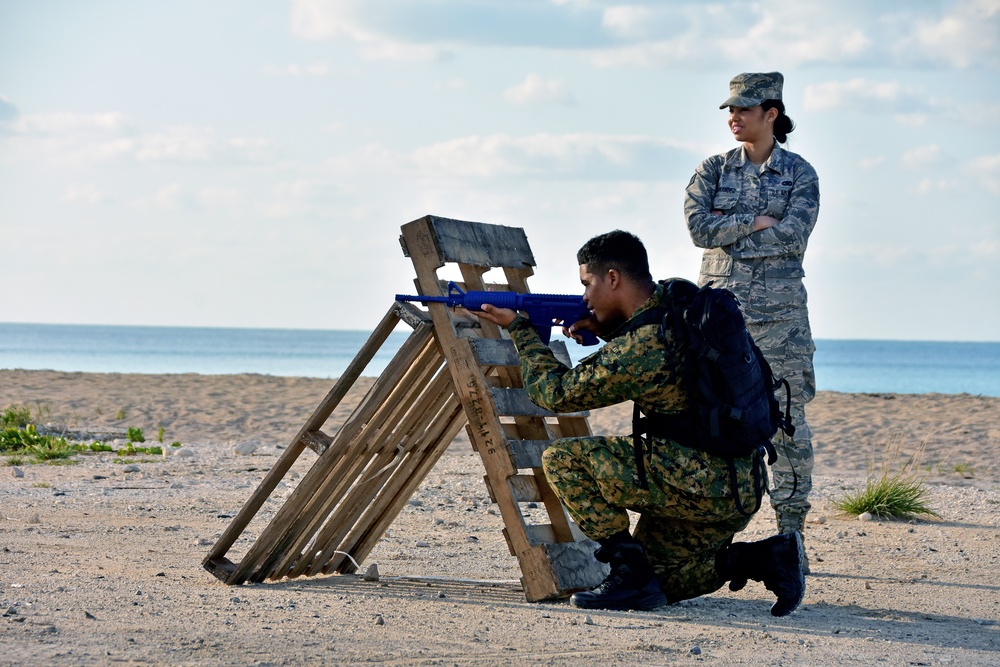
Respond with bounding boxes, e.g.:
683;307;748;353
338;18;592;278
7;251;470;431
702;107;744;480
1;370;998;665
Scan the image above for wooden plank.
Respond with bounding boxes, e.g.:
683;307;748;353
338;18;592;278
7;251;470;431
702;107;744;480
469;337;519;367
300;364;455;577
204;304;404;581
231;325;438;584
272;338;449;580
508;474;541;503
400;215;536;269
491;387;588;418
507;439;548;469
300;430;333;455
325;389;467;574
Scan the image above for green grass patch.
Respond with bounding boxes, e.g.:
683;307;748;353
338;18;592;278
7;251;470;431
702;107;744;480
126;426;145;443
1;405;32;429
5;454;26;466
31;481;52;488
833;437;939;521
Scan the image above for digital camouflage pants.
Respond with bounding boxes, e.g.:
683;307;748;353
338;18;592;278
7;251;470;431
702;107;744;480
542;435;758;603
748;318;816;529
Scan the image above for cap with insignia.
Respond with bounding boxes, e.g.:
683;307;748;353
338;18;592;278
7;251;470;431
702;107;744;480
719;72;783;109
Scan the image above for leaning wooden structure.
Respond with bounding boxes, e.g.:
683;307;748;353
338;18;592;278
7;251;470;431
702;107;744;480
204;215;605;601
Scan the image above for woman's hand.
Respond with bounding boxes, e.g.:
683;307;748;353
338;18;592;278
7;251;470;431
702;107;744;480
752;215;779;231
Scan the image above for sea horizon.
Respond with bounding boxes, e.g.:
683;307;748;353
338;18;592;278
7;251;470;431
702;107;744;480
2;321;999;397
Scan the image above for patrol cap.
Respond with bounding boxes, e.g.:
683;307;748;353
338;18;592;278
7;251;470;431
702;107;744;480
719;72;783;109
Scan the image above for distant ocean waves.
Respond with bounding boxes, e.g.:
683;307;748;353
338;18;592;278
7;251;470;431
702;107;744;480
1;323;998;397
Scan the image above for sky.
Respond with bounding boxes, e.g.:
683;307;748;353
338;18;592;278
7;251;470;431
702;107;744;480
1;0;998;342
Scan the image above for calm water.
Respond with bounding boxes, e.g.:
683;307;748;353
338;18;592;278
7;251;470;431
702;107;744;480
1;323;998;397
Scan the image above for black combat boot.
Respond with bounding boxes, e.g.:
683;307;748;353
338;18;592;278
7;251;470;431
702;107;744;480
570;531;667;611
718;532;805;617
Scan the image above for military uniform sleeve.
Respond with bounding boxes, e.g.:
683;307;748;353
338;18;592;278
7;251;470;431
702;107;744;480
685;156;756;249
731;159;820;259
507;317;685;414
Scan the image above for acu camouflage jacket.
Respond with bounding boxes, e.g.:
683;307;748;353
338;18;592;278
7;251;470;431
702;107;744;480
684;144;819;324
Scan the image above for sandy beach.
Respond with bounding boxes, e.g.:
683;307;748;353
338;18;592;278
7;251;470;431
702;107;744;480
1;369;998;665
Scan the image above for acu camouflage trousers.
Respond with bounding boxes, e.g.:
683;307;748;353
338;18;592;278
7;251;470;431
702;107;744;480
748;318;816;527
542;434;758;603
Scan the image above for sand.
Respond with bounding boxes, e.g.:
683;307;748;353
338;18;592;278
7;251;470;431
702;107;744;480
0;369;998;665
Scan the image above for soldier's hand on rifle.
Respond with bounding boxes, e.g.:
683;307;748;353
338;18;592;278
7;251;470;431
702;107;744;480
470;303;518;328
563;314;601;345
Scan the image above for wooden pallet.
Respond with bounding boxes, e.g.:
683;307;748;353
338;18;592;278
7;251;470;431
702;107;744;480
204;214;605;601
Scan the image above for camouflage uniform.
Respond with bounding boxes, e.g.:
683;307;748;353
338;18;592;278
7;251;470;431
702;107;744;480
684;143;819;533
507;283;762;602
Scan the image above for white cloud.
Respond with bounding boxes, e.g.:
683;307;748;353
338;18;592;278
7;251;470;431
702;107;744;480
62;184;105;205
262;63;333;77
13;111;132;135
0;96;19;122
504;74;577;106
914;178;958;194
859;155;884;171
803;79;924;113
602;6;655;40
287;1;998;71
969;153;1000;194
900;144;942;171
903;0;1000;68
410;132;700;180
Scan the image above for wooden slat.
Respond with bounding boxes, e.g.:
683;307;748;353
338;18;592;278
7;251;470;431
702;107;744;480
204;303;405;580
507;439;548;469
490;387;588;418
301;365;456;577
469;338;519;367
300;430;333;455
272;338;449;580
400;214;536;269
508;474;542;503
234;326;439;584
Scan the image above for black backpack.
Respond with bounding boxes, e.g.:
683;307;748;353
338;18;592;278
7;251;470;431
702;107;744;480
627;278;794;515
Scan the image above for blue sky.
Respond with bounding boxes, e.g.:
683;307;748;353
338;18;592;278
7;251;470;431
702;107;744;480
1;0;998;341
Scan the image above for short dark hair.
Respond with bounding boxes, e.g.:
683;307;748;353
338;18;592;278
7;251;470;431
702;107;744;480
576;230;653;284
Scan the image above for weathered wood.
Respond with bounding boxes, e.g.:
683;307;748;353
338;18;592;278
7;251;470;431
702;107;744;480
490;387;588;419
507;439;548;469
231;325;437;584
400;214;536;269
208;214;606;603
204;303;405;580
508;474;542;503
469;338;519;367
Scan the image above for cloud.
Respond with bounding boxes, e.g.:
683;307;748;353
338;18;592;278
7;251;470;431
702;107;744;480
0;96;19;123
12;111;132;135
410;132;701;180
900;144;942;171
287;1;997;71
62;184;105;205
2;113;276;167
859;155;884;171
504;74;576;106
803;79;925;113
969;153;1000;194
262;63;333;77
898;0;1000;68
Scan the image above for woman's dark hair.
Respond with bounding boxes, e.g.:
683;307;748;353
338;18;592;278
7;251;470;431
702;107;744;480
762;100;795;144
576;230;653;285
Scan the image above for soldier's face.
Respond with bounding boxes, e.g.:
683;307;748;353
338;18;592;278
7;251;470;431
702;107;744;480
728;105;773;143
579;264;616;324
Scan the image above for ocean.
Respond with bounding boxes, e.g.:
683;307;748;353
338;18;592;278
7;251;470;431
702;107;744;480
1;323;998;397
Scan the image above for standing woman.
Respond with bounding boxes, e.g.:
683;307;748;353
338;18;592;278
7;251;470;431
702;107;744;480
684;72;819;560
